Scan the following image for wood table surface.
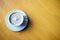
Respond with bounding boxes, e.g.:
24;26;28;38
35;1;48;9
0;0;60;40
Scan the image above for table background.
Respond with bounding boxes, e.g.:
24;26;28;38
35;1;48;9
0;0;60;40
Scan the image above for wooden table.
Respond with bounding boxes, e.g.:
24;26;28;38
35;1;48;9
0;0;60;40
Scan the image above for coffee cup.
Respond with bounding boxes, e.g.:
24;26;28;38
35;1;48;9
9;12;24;26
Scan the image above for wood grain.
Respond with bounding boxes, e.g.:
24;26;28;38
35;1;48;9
0;0;60;40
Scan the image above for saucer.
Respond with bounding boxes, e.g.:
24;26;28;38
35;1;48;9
6;9;28;31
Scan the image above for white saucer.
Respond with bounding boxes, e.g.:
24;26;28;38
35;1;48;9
5;9;28;31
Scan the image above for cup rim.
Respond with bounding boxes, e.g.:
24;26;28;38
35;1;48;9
9;11;24;26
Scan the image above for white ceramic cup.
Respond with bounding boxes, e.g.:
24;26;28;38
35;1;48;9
9;12;24;26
